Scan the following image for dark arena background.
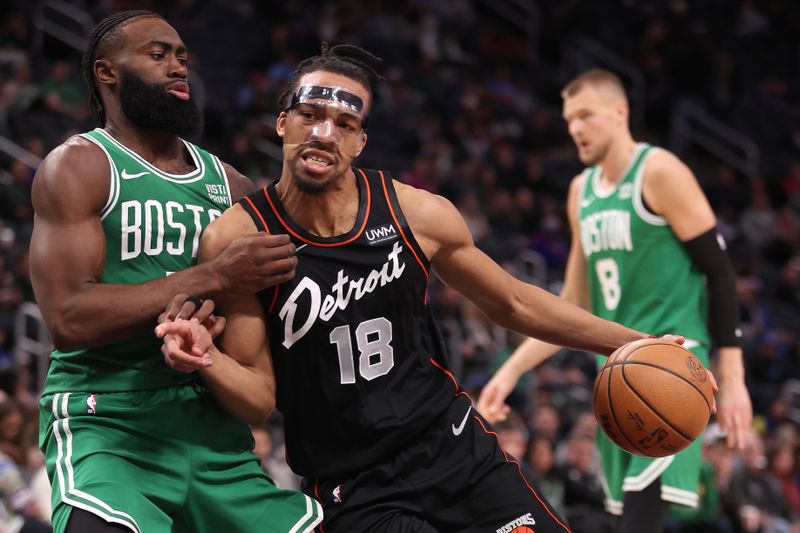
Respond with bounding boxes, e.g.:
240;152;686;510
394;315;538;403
0;1;798;531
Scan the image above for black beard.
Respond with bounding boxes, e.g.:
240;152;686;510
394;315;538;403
118;68;202;136
292;171;331;194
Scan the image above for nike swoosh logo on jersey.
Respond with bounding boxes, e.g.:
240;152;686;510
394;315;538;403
452;405;472;436
581;196;595;208
121;169;149;180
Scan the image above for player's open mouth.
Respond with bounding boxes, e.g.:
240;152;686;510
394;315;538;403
167;82;190;101
302;151;334;171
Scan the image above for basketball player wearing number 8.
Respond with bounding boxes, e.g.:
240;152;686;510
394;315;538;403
155;47;685;532
477;69;752;532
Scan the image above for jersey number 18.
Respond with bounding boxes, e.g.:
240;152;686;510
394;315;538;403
329;318;395;384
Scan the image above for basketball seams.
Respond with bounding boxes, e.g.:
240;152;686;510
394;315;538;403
606;364;652;456
606;360;712;412
619;363;695;441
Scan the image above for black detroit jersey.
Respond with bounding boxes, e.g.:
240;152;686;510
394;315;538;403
239;168;457;479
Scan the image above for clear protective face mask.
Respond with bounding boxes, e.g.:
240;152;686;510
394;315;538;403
285;85;368;143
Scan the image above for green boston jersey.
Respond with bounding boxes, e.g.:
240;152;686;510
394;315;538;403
579;144;710;366
43;128;232;394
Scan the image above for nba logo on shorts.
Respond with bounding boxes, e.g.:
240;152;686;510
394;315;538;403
86;394;97;414
332;485;342;503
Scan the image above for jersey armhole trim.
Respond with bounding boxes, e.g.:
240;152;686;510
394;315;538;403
633;148;668;226
79;134;119;221
239;194;281;313
578;167;594;219
241;194;272;234
211;155;233;207
377;170;429;281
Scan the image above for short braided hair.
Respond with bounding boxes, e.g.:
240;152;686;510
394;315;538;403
82;10;164;125
279;43;384;115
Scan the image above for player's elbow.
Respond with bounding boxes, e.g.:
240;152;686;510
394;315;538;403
47;315;86;352
244;397;275;427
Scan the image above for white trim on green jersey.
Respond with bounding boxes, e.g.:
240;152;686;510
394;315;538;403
632;146;668;226
92;128;206;183
81;134;121;221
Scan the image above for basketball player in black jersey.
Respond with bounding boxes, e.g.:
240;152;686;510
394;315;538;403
157;44;707;532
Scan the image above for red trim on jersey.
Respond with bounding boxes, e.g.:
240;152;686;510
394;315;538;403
474;417;572;532
312;481;325;533
267;284;280;314
379;171;429;282
264;170;371;247
428;357;459;392
242;194;280;314
243;194;271;234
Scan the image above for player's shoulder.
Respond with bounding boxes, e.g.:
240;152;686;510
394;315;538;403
644;146;691;173
568;170;588;192
39;134;106;176
393;179;459;224
32;134;110;209
393;179;471;249
217;161;257;201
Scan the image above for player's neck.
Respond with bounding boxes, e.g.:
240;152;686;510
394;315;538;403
599;137;638;186
276;168;361;237
103;116;186;165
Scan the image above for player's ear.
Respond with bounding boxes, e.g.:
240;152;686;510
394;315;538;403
616;101;629;123
276;112;287;138
94;59;116;86
353;132;367;157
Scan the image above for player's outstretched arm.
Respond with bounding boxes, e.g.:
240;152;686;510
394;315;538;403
157;205;279;425
396;182;648;357
643;150;751;448
477;175;590;423
30;141;296;351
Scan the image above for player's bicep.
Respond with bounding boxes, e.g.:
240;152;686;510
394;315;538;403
30;143;109;328
562;175;590;308
644;151;716;241
562;239;590;309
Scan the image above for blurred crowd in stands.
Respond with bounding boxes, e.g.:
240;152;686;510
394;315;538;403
0;0;798;531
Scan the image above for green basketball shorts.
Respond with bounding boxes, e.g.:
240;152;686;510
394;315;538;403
39;382;322;532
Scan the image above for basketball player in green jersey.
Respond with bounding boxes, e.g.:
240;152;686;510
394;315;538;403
478;69;752;532
29;11;321;533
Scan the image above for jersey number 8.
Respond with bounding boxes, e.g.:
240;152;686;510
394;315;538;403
595;258;621;311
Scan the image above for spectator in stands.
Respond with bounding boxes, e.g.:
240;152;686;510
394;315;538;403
729;430;797;532
769;443;800;518
560;435;612;533
40;61;88;122
0;452;51;532
526;435;567;518
494;409;530;464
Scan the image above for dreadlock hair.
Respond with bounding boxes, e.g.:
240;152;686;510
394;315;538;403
82;10;164;125
279;43;384;116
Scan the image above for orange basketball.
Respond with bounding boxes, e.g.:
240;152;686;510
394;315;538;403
593;338;714;458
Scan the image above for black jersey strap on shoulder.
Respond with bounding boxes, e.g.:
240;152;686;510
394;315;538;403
682;226;741;347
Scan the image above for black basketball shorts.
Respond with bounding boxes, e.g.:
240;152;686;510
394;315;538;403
304;393;571;532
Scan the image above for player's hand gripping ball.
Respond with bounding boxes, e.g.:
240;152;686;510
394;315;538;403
593;338;714;457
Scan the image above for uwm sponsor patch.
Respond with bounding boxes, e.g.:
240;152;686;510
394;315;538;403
496;512;536;533
364;223;397;245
